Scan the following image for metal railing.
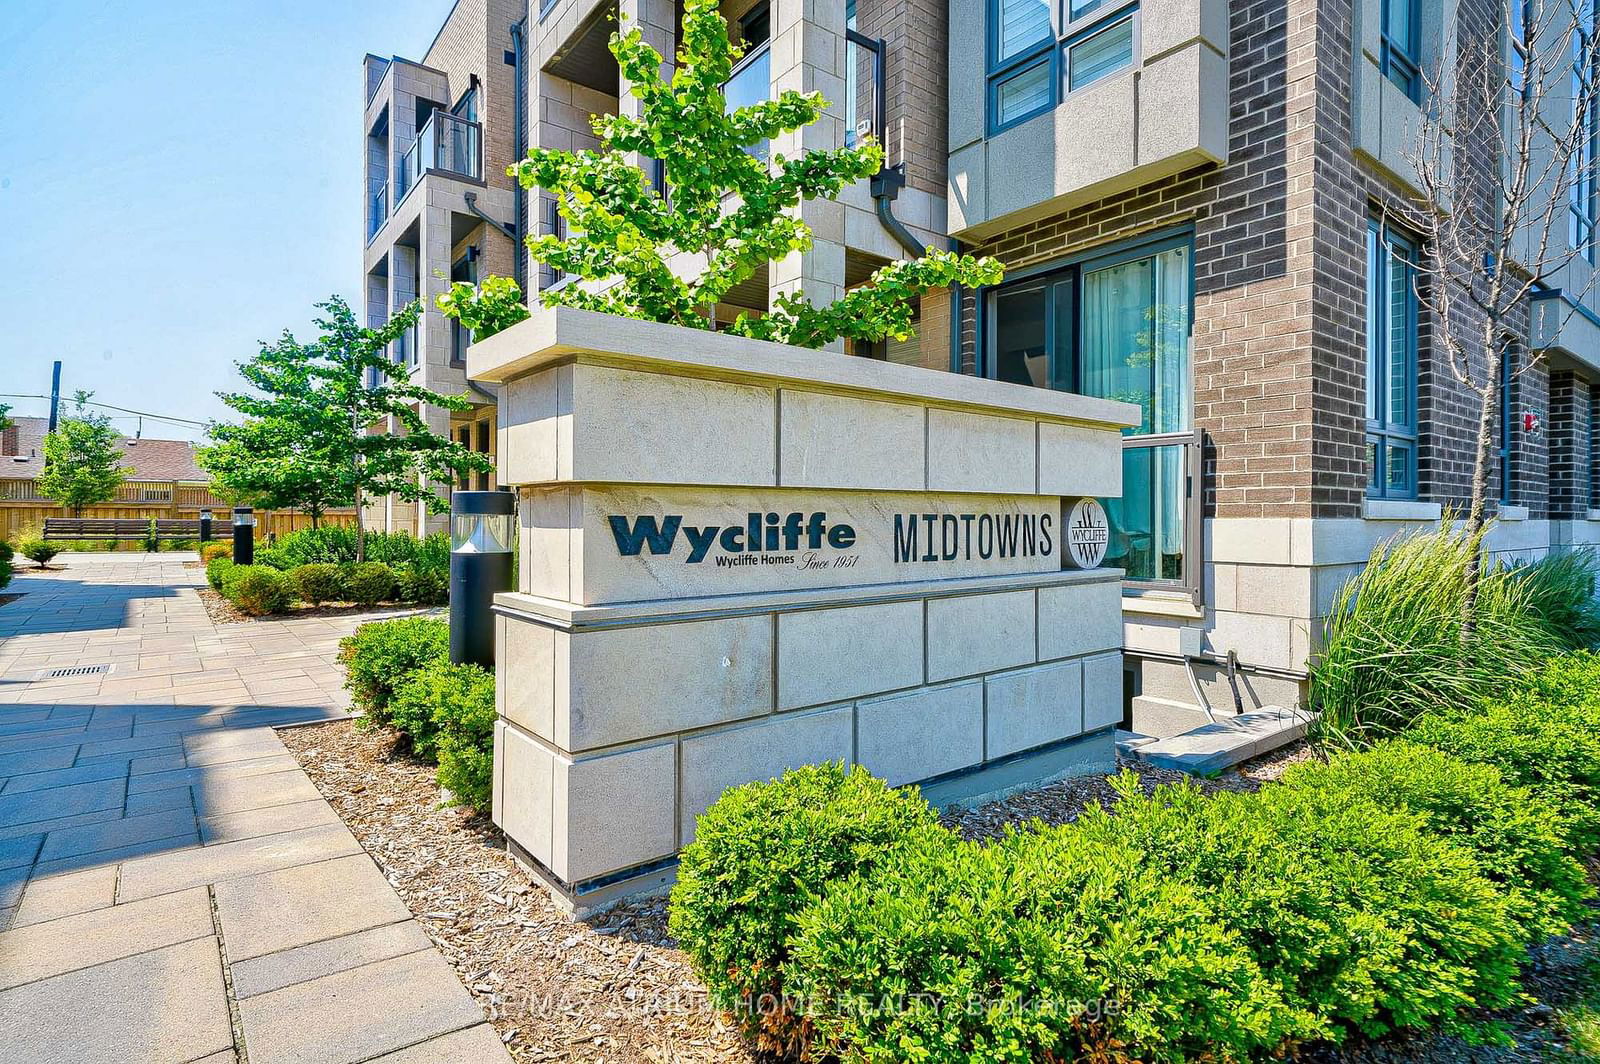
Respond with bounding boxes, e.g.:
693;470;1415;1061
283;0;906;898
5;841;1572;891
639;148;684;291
396;111;483;203
368;181;389;241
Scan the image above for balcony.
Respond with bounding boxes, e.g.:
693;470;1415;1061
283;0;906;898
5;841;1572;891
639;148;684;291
368;181;388;242
395;111;483;204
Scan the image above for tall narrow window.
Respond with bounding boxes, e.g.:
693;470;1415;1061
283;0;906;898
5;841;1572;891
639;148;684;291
1366;219;1420;499
1510;0;1531;97
1497;347;1515;504
1573;2;1599;260
986;233;1195;595
1381;0;1421;101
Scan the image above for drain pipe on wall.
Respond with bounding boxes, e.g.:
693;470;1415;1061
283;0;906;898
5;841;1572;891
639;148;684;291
509;18;528;295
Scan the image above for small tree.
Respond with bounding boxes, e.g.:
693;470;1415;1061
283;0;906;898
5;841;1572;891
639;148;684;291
440;0;1000;346
203;297;493;560
1401;0;1600;618
38;392;126;516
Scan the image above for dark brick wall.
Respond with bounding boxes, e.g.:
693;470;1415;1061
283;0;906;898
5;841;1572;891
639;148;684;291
1551;369;1596;518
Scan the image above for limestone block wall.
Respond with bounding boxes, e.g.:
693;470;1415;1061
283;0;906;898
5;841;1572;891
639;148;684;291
471;307;1138;902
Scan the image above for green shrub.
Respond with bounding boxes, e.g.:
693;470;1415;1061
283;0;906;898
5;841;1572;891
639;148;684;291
206;556;236;591
290;563;344;605
1278;741;1591;941
0;539;14;563
18;539;59;567
789;827;1309;1064
0;556;11;591
337;617;450;724
1073;775;1523;1041
142;518;159;553
1310;524;1586;748
669;762;944;1055
1410;695;1600;852
274;526;360;565
199;542;230;564
387;660;495;799
396;564;449;605
222;565;293;616
253;546;294;571
342;561;396;605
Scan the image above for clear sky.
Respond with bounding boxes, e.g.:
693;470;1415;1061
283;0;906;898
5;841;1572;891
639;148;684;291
0;0;457;443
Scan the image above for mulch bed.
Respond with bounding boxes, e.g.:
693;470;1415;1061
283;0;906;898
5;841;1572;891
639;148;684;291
282;721;1595;1062
196;586;428;626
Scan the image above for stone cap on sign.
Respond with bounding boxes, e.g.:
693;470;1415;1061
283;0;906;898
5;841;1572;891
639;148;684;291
466;306;1141;430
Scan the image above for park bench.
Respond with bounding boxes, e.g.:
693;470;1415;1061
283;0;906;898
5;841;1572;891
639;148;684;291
41;518;233;542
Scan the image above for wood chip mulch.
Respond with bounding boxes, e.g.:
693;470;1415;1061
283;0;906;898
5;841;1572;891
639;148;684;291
278;719;756;1063
196;586;427;626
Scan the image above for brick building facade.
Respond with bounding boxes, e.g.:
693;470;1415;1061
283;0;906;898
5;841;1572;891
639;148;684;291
364;0;1600;723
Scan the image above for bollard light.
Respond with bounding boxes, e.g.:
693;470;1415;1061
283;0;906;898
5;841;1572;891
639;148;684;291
198;508;213;543
449;491;515;667
232;507;255;566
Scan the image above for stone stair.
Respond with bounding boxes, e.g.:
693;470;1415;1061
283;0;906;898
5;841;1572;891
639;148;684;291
1115;705;1311;776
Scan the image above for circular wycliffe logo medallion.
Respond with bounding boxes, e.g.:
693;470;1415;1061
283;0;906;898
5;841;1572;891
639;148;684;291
1063;497;1110;569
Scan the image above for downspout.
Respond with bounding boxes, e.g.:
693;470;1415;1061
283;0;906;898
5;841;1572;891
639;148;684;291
854;30;923;259
509;18;528;295
949;237;964;374
463;191;514;239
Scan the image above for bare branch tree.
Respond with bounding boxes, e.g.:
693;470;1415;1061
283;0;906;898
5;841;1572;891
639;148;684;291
1393;0;1600;618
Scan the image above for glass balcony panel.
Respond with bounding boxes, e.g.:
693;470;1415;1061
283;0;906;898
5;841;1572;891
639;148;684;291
1103;443;1188;584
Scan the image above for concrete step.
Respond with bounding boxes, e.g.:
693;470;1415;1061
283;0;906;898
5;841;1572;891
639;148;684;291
1130;694;1228;738
1125;706;1311;776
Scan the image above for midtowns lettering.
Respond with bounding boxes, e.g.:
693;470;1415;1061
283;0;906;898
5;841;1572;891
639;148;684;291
609;513;857;564
892;512;1054;563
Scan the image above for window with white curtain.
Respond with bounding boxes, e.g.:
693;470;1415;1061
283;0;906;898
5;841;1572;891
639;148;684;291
985;232;1197;596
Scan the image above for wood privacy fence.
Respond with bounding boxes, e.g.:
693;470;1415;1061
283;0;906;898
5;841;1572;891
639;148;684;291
0;478;356;543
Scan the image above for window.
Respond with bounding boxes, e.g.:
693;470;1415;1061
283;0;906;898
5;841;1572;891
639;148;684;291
1366;219;1420;499
451;84;479;123
985;231;1197;596
845;0;858;145
1381;0;1421;101
1497;347;1514;505
726;3;772;158
1573;2;1598;260
1509;0;1531;97
450;252;477;365
986;0;1137;133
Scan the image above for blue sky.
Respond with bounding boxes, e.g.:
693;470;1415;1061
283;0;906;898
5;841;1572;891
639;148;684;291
0;1;455;443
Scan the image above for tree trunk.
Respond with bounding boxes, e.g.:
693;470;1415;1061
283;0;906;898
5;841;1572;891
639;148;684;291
354;483;365;563
310;505;321;530
1461;337;1502;632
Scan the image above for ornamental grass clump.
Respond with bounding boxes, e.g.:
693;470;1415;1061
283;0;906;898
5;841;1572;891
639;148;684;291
1309;523;1596;748
438;0;1001;349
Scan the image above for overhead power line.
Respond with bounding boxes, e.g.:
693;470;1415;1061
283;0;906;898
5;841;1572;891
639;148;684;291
0;393;210;429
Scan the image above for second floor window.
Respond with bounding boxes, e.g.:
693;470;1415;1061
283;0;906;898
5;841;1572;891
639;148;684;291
1573;1;1598;260
1366;219;1420;500
1381;0;1421;101
986;0;1137;134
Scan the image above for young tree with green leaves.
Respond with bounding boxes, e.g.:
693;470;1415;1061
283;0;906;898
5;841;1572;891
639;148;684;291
439;0;1000;346
38;392;127;516
201;297;493;560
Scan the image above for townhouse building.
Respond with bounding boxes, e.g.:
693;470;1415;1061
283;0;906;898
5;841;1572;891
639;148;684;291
369;0;1600;728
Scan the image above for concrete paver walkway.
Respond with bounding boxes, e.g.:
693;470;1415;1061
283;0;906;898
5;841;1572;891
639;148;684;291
0;553;512;1064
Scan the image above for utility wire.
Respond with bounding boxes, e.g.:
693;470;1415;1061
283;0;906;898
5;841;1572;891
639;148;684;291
0;393;210;429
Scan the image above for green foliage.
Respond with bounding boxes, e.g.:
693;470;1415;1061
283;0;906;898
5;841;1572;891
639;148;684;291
290;563;344;605
222;565;293;616
341;561;396;605
396;564;449;605
1309;523;1597;748
435;275;530;342
199;542;231;564
0;556;11;591
252;547;292;570
1277;741;1591;941
441;0;1002;350
432;661;496;809
789;827;1308;1064
37;393;127;516
18;539;59;566
1410;672;1600;852
200;297;493;553
669;762;943;1055
206;556;236;591
337;617;450;725
0;539;12;564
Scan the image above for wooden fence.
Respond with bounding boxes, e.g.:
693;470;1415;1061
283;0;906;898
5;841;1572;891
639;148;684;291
0;478;356;544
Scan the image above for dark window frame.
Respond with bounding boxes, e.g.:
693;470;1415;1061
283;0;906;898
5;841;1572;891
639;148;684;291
1366;217;1421;500
1380;0;1422;102
985;0;1139;135
1497;345;1515;505
1573;0;1599;262
977;226;1202;603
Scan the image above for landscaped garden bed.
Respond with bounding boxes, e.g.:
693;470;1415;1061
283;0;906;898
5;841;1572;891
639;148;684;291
199;527;449;620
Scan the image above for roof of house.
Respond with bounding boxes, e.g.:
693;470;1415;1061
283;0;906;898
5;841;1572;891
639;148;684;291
1;416;207;483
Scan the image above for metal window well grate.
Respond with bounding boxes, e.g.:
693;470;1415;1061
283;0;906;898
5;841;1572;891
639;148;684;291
33;663;114;681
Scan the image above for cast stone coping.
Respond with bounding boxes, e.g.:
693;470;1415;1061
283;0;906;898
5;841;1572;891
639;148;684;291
466;306;1143;430
493;566;1126;630
1363;498;1444;522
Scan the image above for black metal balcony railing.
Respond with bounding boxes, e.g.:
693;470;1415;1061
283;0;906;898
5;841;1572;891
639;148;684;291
368;181;389;241
396;111;483;203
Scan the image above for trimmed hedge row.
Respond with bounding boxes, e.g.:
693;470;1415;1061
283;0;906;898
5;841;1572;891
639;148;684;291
205;558;436;615
336;618;494;811
669;652;1600;1062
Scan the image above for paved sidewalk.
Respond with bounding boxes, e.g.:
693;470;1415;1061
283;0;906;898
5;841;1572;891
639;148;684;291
0;553;512;1064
